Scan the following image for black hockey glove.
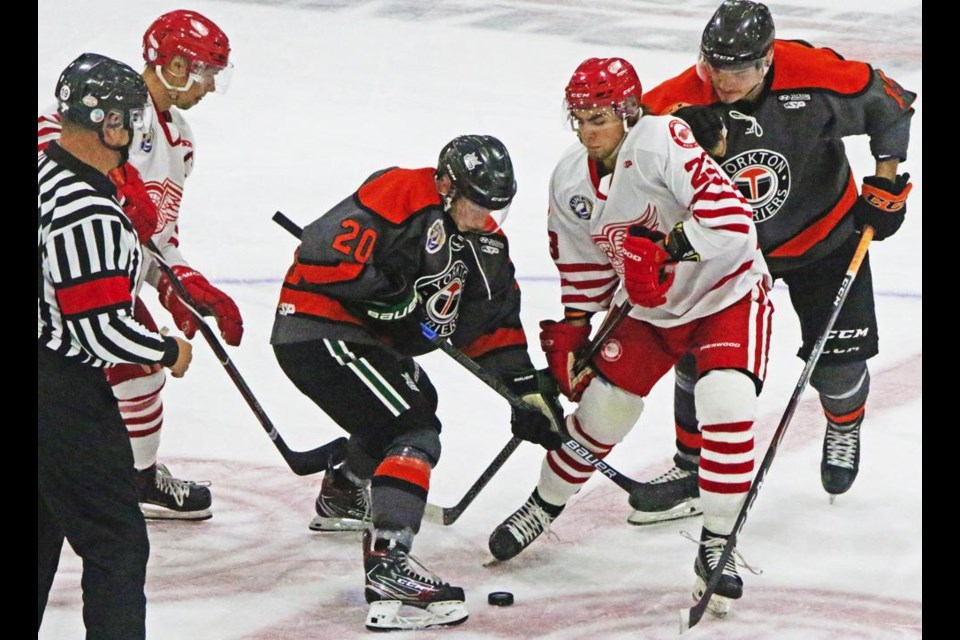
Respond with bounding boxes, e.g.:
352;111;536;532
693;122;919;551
346;273;432;353
505;369;566;451
353;273;418;322
851;173;913;241
673;105;727;158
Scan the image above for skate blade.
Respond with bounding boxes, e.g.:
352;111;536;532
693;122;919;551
482;554;503;567
141;504;212;521
627;499;702;526
365;600;468;631
692;577;734;619
308;515;369;532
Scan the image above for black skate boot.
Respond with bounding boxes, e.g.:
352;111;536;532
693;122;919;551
692;527;742;618
136;463;212;521
488;489;564;562
363;529;468;631
627;463;701;525
821;421;862;499
309;465;370;532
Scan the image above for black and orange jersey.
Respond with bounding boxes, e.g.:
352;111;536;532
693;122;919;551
271;166;532;373
643;40;916;275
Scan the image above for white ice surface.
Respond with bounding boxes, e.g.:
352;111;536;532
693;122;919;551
39;1;921;638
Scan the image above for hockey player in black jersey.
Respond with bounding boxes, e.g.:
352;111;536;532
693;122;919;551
271;134;564;631
632;0;916;528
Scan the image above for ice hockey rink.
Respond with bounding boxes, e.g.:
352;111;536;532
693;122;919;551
38;0;921;637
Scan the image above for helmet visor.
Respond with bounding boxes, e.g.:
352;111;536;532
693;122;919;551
189;60;234;94
451;196;512;234
697;53;765;77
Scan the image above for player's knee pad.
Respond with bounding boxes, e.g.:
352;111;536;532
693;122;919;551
810;360;870;402
388;430;441;467
695;369;758;424
573;376;645;446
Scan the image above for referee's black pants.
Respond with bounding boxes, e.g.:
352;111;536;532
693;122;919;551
38;346;149;640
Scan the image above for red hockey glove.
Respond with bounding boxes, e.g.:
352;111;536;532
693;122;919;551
107;163;159;244
539;319;595;402
851;173;912;241
157;266;244;346
622;229;675;307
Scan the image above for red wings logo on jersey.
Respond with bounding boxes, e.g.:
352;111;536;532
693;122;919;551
591;204;659;274
145;178;184;229
669;118;698;149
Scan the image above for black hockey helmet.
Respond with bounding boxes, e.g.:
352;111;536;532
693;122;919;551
56;53;149;131
436;135;517;211
700;0;775;70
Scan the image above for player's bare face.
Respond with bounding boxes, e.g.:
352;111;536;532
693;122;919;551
174;73;216;110
448;197;494;233
570;108;626;168
704;61;768;104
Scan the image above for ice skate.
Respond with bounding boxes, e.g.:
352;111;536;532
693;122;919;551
488;490;564;562
821;422;861;501
692;528;742;618
627;464;702;525
309;465;371;531
137;463;212;521
363;530;467;631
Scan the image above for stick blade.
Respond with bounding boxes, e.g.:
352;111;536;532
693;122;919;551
680;603;706;634
287;436;347;476
423;503;445;525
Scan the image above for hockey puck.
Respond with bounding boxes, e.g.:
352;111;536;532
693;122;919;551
488;591;514;606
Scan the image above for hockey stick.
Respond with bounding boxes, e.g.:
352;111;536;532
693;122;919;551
144;241;347;476
272;210;525;522
572;301;632;373
681;228;876;633
419;323;649;493
271;211;646;516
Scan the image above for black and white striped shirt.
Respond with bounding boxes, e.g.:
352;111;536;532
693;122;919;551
38;142;176;368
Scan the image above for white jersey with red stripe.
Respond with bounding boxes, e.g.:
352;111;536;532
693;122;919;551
38;97;194;281
547;114;771;328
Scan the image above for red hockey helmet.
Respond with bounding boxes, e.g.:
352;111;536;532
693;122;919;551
143;10;232;93
564;57;642;118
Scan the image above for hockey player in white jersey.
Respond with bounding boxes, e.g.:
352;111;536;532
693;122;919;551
37;10;242;520
486;57;774;616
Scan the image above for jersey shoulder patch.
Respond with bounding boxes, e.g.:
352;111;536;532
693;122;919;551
357;167;442;225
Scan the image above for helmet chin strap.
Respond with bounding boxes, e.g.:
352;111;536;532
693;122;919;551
155;64;195;93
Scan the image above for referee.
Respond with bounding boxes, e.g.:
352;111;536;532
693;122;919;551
39;54;192;639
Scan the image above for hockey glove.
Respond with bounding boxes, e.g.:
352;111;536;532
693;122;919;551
505;369;565;451
107;163;159;244
353;274;418;322
348;274;430;352
851;173;912;241
539;319;596;402
673;105;727;158
622;227;675;307
157;266;245;346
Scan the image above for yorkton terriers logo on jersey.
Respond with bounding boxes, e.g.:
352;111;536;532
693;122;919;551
417;260;469;338
721;149;791;223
